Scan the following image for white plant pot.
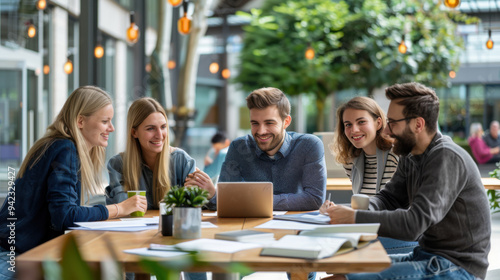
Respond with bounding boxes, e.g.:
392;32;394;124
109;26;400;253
173;207;202;239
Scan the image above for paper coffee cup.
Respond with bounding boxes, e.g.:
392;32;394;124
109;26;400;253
127;190;146;217
351;194;370;210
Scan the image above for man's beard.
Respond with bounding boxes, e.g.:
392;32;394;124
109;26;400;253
392;126;417;156
254;127;285;154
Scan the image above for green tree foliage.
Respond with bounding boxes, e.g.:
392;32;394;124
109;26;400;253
235;0;476;131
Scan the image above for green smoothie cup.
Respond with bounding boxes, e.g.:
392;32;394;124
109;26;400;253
127;190;146;217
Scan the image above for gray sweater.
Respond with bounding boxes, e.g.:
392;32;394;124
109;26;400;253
356;132;491;279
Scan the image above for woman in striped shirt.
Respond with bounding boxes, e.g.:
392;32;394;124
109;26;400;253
321;97;417;254
330;96;398;196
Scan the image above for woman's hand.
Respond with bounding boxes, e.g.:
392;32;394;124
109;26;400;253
113;195;148;217
319;200;334;215
185;168;216;199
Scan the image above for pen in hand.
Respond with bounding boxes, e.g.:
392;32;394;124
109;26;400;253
320;193;333;215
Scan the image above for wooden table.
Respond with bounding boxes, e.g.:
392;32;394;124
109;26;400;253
327;177;500;191
17;212;391;280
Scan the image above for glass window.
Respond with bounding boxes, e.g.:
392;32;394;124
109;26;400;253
0;70;23;193
67;17;78;94
42;8;51;130
0;0;38;51
95;35;117;161
485;85;500;127
146;0;159;31
437;85;467;138
183;85;219;168
470;85;485;126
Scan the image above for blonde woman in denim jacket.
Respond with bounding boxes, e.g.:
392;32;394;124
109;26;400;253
0;86;146;279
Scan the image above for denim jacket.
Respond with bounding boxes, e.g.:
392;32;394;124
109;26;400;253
106;148;196;209
0;139;108;253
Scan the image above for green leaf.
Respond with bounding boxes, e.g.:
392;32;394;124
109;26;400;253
60;235;95;280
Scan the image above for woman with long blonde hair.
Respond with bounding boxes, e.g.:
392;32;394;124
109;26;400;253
106;97;213;280
0;86;146;279
106;97;215;209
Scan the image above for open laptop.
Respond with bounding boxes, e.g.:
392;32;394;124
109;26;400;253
217;182;273;218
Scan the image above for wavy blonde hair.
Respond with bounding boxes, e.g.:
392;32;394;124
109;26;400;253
123;97;170;208
18;86;112;200
332;96;392;165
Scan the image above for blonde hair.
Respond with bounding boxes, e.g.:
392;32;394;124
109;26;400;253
123;97;170;208
332;96;392;165
18;85;112;200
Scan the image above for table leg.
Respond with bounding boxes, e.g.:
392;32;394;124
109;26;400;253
212;272;240;280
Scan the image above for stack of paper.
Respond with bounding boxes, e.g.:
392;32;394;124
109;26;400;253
214;229;275;243
71;219;158;232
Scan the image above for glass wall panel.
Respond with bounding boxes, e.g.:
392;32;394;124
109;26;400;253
0;0;38;51
0;69;23;193
485;85;500;129
67;17;78;94
184;85;219;168
438;85;467;138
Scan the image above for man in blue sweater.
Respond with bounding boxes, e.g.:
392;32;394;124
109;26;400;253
209;87;327;211
326;82;491;280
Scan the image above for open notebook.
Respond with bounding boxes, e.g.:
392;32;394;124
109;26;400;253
260;223;380;259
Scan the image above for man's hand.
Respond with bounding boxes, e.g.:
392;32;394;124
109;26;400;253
319;200;334;215
185;168;216;199
326;203;356;224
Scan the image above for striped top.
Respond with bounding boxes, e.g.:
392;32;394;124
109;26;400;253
344;152;398;196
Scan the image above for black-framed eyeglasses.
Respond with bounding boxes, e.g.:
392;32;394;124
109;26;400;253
386;117;415;133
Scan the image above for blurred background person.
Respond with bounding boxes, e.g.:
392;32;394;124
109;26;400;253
469;122;500;164
203;131;231;182
484;120;500;149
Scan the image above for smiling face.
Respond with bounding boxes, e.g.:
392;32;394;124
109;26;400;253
132;112;168;162
250;105;291;156
342;108;382;155
78;104;114;149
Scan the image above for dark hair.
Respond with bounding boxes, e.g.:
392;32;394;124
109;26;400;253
246;87;291;120
332;97;393;165
385;82;439;134
211;131;227;144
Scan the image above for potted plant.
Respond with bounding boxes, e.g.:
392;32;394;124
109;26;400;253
163;185;209;239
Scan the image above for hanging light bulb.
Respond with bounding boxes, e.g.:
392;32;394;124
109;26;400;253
27;20;36;38
167;60;176;69
209;62;219;74
64;57;73;74
221;68;231;79
43;65;50;75
486;30;494;50
444;0;460;8
486;0;494;50
127;12;140;44
449;70;456;79
168;0;183;7
36;0;47;10
94;43;104;58
398;35;407;54
178;1;191;35
305;45;315;60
